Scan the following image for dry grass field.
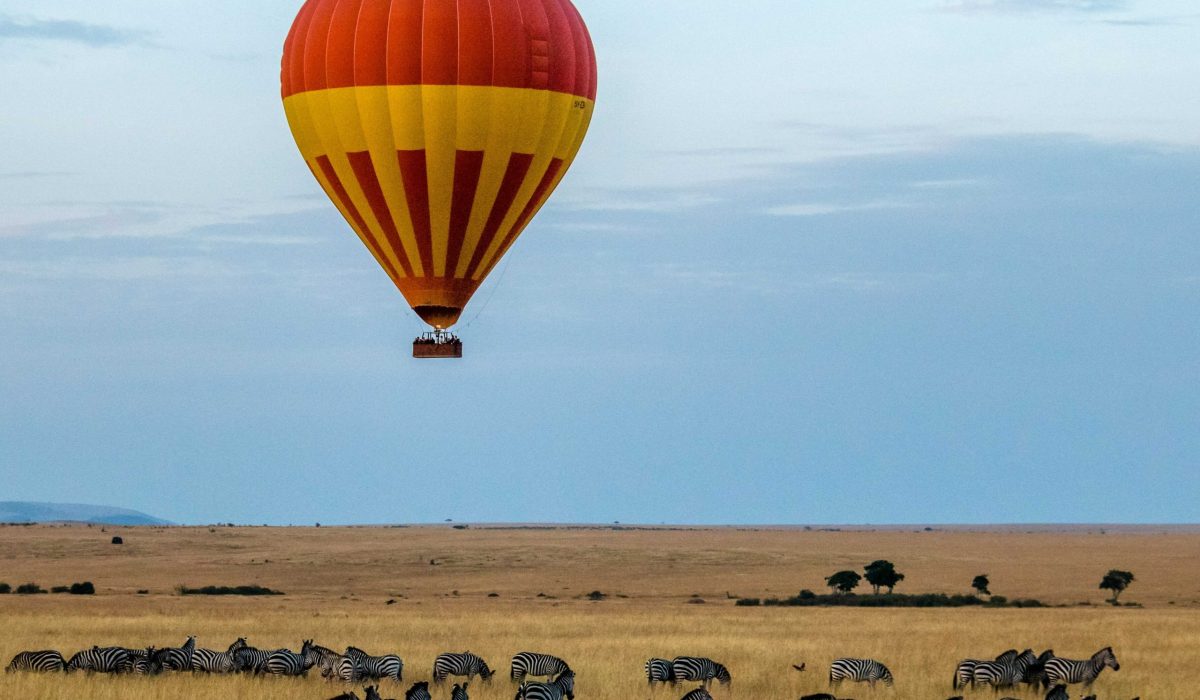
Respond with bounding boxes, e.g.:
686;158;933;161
1;524;1197;699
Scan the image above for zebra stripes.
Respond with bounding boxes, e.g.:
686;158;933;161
511;651;569;682
406;680;433;700
1045;684;1069;700
671;657;731;687
646;658;674;685
66;647;131;674
303;640;344;677
5;651;66;673
264;648;314;676
345;645;404;681
451;682;470;700
829;658;894;687
434;652;495;683
516;670;576;700
679;689;713;700
954;648;1016;690
232;646;277;674
151;636;196;672
192;638;247;674
972;648;1037;689
365;686;384;700
1042;647;1119;687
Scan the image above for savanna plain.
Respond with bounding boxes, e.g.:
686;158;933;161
1;524;1197;699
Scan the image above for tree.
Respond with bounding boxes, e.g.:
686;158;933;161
825;570;861;595
972;574;991;596
1099;570;1135;603
863;560;905;595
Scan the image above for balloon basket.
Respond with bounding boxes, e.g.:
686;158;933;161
413;330;463;359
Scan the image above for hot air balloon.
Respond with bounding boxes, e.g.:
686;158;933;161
281;0;597;358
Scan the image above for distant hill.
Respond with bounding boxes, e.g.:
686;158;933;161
0;502;172;526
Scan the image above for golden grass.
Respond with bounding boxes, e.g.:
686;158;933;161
1;524;1196;699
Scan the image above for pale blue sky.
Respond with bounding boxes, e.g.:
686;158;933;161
0;1;1196;524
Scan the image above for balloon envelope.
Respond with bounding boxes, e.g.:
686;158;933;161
282;0;597;329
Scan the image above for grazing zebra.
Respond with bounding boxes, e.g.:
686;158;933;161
829;658;894;688
364;686;385;700
516;670;576;700
346;646;404;681
511;652;569;682
452;682;470;700
1022;649;1055;687
406;681;432;700
671;657;731;688
1045;684;1069;700
645;658;674;685
953;649;1017;690
123;646;159;675
192;638;248;674
232;645;278;674
679;688;713;700
66;646;131;674
302;641;343;678
972;649;1038;689
151;635;196;672
1042;647;1119;687
5;651;66;673
329;653;365;683
265;648;314;676
434;652;495;683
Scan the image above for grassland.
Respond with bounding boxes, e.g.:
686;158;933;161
0;524;1197;699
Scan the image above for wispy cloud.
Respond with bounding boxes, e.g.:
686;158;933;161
0;14;153;48
766;199;913;218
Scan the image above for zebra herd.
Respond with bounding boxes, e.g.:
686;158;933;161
952;646;1119;692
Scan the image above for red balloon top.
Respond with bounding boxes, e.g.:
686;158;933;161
282;0;597;101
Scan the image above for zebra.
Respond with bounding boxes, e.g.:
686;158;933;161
345;646;404;681
123;646;159;675
670;657;731;687
679;688;713;700
151;635;196;672
192;638;247;674
5;651;66;673
1042;647;1119;687
365;687;387;700
953;648;1017;690
1045;684;1069;700
799;695;837;700
302;640;344;678
1023;649;1055;687
265;648;315;676
328;693;360;700
406;681;433;700
434;652;495;683
511;652;569;683
452;682;470;700
829;658;894;688
515;670;576;700
233;645;278;673
972;648;1038;689
329;654;366;683
645;658;674;685
66;646;131;674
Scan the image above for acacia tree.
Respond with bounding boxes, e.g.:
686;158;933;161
1100;570;1135;603
863;560;905;595
826;570;861;595
972;574;991;596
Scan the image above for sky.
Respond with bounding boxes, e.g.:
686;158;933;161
0;0;1197;525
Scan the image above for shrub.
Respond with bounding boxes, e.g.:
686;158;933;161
16;583;45;594
0;583;10;594
586;590;606;601
734;598;761;606
70;582;95;595
51;586;70;594
111;536;124;545
177;585;283;596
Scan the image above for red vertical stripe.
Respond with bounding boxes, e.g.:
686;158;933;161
347;151;417;278
447;151;486;279
301;0;337;94
387;0;424;86
314;156;404;282
354;0;390;86
421;0;458;85
542;0;576;96
490;0;530;90
325;0;363;88
482;159;564;279
465;153;534;279
457;0;494;86
397;149;436;277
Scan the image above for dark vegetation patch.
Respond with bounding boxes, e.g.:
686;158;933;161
736;591;1046;608
177;584;284;596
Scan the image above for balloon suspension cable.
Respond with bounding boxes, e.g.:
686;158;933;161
462;248;516;331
